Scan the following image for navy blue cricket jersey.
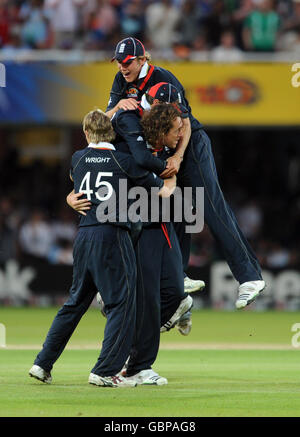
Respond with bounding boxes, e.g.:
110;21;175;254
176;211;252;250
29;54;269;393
106;64;203;132
111;108;166;176
70;142;164;229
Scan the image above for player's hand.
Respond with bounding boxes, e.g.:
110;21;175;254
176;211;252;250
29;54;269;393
159;155;182;178
66;192;91;216
117;98;139;111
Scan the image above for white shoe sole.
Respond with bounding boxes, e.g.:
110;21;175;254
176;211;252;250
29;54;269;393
235;284;266;309
161;295;193;332
140;378;168;386
29;365;52;384
184;280;205;293
88;373;137;388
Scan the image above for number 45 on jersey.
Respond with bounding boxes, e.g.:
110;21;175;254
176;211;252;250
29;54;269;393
79;172;114;201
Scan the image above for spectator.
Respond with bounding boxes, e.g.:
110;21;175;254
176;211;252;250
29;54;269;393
120;0;145;41
175;0;203;49
19;209;54;259
1;27;27;56
211;29;244;62
231;0;254;48
19;0;51;49
203;0;232;48
85;0;119;49
145;0;180;50
236;200;263;240
0;0;10;47
283;0;300;31
265;242;291;269
47;238;73;265
278;0;300;51
0;0;21;48
242;0;281;51
52;208;77;243
44;0;86;49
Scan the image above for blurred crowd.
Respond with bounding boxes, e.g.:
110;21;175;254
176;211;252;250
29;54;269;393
0;127;299;270
0;0;300;57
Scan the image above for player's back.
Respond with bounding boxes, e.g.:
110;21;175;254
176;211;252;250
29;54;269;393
71;142;164;229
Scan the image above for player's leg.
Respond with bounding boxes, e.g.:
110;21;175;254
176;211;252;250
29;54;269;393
183;130;264;291
159;222;193;333
30;229;98;381
90;227;137;386
125;226;162;379
170;193;205;293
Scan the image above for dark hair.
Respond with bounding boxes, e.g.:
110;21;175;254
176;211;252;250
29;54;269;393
141;103;181;147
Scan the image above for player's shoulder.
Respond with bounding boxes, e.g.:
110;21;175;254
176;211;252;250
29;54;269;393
153;66;183;87
71;148;89;167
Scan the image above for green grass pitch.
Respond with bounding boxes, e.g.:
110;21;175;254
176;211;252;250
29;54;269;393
0;307;300;417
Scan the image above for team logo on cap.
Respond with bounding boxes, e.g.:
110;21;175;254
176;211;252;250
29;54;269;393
118;43;126;53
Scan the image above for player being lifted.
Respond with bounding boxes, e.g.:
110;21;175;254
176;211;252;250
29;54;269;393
105;38;265;308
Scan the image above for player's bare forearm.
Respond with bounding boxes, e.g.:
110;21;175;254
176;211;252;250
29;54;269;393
66;190;91;216
106;98;139;119
158;175;177;198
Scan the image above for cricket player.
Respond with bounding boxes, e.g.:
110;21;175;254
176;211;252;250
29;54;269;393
121;104;193;384
29;109;176;388
105;37;265;309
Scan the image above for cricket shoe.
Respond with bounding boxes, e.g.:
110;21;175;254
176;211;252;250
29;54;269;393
120;357;130;377
125;369;168;386
88;373;137;388
235;280;266;309
96;292;106;317
29;365;52;384
176;311;192;336
160;295;193;333
184;276;205;293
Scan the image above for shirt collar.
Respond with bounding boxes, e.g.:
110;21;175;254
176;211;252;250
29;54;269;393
140;93;151;111
138;62;149;79
88;142;116;150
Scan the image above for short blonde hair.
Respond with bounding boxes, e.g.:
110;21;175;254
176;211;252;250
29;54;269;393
138;51;151;62
83;109;115;144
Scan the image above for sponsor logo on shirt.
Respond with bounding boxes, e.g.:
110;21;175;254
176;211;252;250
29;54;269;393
126;87;139;98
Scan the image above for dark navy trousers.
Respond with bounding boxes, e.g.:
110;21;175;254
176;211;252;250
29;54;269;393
175;128;262;284
126;222;185;376
34;225;136;377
